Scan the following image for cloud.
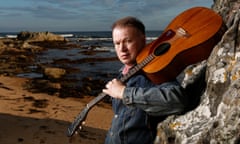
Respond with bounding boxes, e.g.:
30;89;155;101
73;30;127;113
0;0;213;31
29;5;79;19
1;0;211;20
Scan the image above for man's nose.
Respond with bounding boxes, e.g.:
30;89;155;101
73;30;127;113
119;43;127;51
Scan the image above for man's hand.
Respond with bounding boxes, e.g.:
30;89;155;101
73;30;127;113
103;78;126;99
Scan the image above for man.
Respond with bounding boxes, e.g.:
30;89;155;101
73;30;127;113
103;16;190;144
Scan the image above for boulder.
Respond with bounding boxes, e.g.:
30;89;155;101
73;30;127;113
0;40;5;54
17;31;66;42
44;67;66;79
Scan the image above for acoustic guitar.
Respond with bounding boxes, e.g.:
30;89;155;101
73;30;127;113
67;6;225;137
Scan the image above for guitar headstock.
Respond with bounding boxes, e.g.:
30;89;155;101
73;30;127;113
67;107;89;137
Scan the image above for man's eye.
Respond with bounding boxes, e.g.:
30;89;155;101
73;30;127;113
126;39;132;43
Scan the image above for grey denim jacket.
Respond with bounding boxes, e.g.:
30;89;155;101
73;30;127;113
105;70;189;144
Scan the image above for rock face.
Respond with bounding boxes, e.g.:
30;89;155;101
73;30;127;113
154;0;240;143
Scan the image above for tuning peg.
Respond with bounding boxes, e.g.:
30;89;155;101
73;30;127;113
75;130;78;135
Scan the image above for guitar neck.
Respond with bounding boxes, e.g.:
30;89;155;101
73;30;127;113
86;53;155;109
120;54;155;82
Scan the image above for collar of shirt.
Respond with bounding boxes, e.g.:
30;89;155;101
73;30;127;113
122;65;133;75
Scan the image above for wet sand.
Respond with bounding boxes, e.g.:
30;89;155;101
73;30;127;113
0;76;113;144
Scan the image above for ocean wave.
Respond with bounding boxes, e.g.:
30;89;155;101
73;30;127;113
78;37;112;41
59;34;74;38
6;35;17;38
78;37;157;41
1;34;74;38
146;37;158;41
95;46;115;52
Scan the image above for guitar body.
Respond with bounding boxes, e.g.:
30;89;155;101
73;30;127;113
136;7;226;84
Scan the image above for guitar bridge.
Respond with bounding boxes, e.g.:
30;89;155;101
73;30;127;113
176;27;191;38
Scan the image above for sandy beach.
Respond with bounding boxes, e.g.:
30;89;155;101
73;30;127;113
0;33;116;144
0;75;113;144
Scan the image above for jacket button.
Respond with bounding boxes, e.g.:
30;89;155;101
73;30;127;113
125;96;129;102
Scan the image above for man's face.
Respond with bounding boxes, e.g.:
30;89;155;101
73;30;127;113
112;26;145;66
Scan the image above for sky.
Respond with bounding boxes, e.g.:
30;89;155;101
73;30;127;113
0;0;214;32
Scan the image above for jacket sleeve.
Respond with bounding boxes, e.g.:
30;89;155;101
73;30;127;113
122;81;189;116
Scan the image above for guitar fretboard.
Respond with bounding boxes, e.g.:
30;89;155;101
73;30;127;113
86;53;155;109
120;53;155;82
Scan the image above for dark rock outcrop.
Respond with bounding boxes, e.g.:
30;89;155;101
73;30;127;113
17;31;66;42
43;67;66;79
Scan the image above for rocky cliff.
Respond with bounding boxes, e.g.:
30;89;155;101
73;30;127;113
155;0;240;143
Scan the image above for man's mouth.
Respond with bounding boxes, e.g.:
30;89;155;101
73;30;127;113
121;54;129;59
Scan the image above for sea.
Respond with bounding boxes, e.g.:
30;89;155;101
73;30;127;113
0;31;162;87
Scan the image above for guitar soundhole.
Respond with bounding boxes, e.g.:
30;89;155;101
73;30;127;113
154;43;171;56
